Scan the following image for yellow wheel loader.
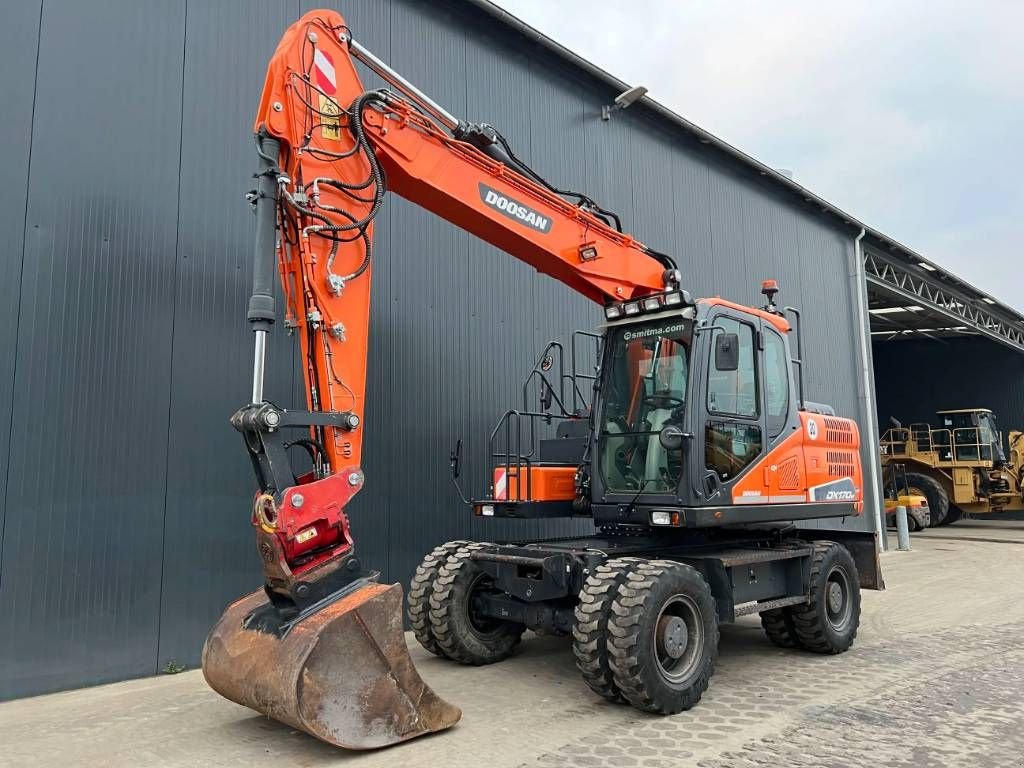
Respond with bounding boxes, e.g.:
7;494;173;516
880;409;1024;526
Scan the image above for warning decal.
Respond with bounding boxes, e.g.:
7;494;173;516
313;49;337;95
319;94;341;141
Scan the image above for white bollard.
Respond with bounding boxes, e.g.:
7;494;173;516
895;505;911;551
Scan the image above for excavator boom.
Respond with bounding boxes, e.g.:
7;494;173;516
202;9;676;750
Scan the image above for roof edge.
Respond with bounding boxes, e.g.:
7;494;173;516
462;0;1024;323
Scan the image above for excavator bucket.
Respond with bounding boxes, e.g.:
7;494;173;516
202;581;461;750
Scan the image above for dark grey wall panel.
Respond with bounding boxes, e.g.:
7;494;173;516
0;0;41;590
155;0;300;671
1;0;875;697
873;337;1024;434
0;0;185;699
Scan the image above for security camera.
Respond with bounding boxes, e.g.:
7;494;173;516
602;85;648;120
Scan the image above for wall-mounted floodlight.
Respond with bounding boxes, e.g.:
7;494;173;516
601;85;648;121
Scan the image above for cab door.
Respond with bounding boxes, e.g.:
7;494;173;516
753;319;806;502
696;309;768;503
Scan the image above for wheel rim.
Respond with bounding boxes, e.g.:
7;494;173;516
465;573;505;638
653;594;704;683
824;566;852;632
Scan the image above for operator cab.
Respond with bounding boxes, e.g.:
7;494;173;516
473;281;859;531
936;408;1006;464
590;282;803;527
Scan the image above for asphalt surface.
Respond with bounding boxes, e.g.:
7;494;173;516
2;519;1023;768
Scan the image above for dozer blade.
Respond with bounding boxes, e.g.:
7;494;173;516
202;581;461;750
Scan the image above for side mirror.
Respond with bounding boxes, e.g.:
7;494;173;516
715;332;739;371
449;439;463;479
659;425;691;451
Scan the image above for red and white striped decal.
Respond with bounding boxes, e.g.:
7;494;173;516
313;49;337;95
494;468;507;501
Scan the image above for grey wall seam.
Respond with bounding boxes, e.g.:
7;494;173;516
0;0;44;588
154;0;189;670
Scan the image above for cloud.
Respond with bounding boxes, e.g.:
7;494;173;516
495;1;1024;309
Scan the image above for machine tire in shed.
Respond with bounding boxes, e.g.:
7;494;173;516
897;473;950;526
938;504;963;526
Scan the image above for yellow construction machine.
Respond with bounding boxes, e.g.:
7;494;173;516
880;408;1024;526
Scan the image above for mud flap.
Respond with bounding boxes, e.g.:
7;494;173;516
202;582;461;749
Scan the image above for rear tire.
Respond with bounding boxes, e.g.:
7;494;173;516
572;558;643;703
607;560;719;714
789;541;860;654
760;607;800;648
408;540;468;657
430;543;525;665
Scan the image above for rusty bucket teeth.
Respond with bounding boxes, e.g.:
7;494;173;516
201;582;461;750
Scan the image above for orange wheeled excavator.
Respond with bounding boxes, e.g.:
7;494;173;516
202;9;881;751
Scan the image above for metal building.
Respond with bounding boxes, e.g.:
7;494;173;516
2;0;1021;701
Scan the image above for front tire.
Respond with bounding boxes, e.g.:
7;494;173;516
895;472;949;526
938;504;963;526
429;542;524;665
408;540;468;657
573;558;643;702
789;541;860;654
607;560;719;714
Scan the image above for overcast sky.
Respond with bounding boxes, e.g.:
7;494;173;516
494;1;1023;311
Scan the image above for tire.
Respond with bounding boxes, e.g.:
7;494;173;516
429;542;525;665
760;607;800;648
938;504;963;526
572;557;644;702
408;540;468;657
789;541;860;654
607;560;719;714
899;472;950;526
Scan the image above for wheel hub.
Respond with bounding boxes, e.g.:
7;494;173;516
656;615;688;659
827;581;843;614
825;566;852;631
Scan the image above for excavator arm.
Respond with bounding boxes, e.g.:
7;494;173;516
203;9;678;751
244;11;679;597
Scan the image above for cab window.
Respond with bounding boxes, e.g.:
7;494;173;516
705;421;763;481
599;319;693;493
764;328;789;437
707;318;757;417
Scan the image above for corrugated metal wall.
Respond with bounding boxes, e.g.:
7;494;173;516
873;337;1024;432
0;0;871;699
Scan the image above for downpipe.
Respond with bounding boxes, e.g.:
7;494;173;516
851;227;886;550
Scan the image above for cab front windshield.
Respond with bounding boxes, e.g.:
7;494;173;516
598;319;693;493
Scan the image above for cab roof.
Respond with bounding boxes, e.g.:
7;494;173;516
698;297;791;334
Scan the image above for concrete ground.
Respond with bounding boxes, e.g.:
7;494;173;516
3;520;1024;768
